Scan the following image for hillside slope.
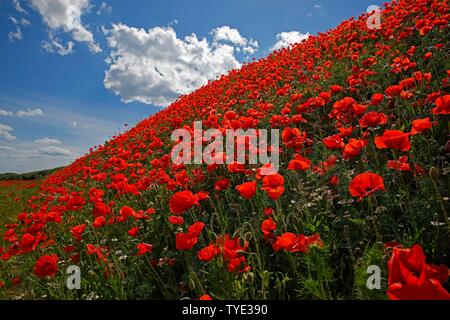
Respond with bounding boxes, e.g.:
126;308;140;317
1;0;449;300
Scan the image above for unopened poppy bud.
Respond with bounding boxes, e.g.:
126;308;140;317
244;232;253;241
429;166;439;182
188;277;196;291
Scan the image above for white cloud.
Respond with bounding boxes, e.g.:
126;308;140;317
9;16;30;26
30;0;102;54
271;31;310;51
96;1;112;15
0;145;16;151
8;3;31;42
41;34;75;55
314;4;322;9
8;27;23;41
0;123;16;141
34;137;62;145
211;26;258;54
13;0;28;15
36;146;72;156
16;108;44;118
0;109;13;116
104;24;255;107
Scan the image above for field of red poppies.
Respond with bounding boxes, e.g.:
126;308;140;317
1;0;449;300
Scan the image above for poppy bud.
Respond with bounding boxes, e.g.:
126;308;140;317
244;231;253;242
188;277;196;291
429;166;439;182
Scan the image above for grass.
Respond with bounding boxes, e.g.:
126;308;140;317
0;180;42;226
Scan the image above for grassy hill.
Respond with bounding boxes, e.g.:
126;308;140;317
0;0;449;300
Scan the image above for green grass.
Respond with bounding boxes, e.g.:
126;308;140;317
0;180;42;225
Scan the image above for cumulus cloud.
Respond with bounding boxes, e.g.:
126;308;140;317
271;31;310;51
34;137;62;145
0;123;16;141
211;26;258;53
0;109;13;116
104;24;256;107
36;146;72;156
30;0;101;54
16;108;44;118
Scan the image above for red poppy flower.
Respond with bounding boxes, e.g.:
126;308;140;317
371;93;384;106
375;130;411;151
176;232;199;251
261;174;285;200
33;254;59;278
168;215;184;225
93;216;106;228
128;227;139;237
273;232;323;253
11;277;21;286
214;178;230;191
385;85;403;97
197;244;217;262
136;243;153;256
288;154;311;171
349;172;385;200
359;111;388;127
387;244;450;300
188;221;205;237
432;95;449;115
261;217;276;239
329;175;339;186
322;134;344;150
236;181;257;199
169;190;209;215
387;156;411;172
199;294;213;300
343;138;366;159
70;224;86;242
176;222;205;251
120;206;135;218
411;117;434;135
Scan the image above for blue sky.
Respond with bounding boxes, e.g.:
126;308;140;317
0;0;384;173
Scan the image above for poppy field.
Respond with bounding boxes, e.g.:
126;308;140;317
0;0;449;300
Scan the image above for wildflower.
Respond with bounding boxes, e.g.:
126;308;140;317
261;218;276;239
34;254;59;278
236;181;257;199
70;224;86;242
387;244;450;300
349;172;385;200
136;243;153;256
375;130;411;151
288;154;311;171
169;190;209;215
261;173;285;200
